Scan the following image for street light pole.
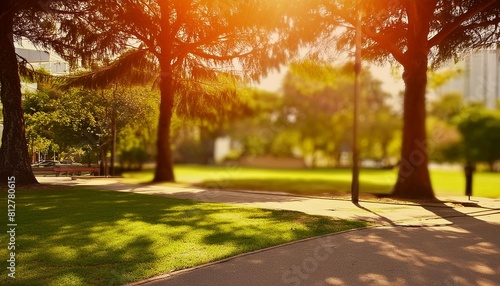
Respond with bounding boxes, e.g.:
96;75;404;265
351;13;362;204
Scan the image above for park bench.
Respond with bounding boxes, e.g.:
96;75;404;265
32;166;100;177
53;166;100;176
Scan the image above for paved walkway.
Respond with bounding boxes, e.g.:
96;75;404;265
38;177;500;286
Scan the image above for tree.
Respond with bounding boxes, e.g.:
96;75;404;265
224;89;285;158
24;81;159;172
79;86;157;175
0;1;38;185
428;67;464;95
282;61;352;166
306;0;500;198
429;92;464;122
454;107;500;171
67;0;295;182
282;61;399;167
23;86;94;163
1;0;123;185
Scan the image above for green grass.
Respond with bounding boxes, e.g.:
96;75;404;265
123;165;500;198
0;187;367;286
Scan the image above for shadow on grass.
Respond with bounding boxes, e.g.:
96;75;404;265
0;187;364;286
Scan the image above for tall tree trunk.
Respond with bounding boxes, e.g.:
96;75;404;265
153;1;176;183
0;14;38;186
153;61;175;182
392;57;434;199
391;2;436;200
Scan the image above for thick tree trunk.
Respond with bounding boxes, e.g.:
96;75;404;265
391;2;436;200
152;1;176;183
0;14;38;186
392;58;434;199
153;62;175;182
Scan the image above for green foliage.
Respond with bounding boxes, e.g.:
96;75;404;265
23;86;97;160
281;61;400;166
118;147;149;170
429;93;500;170
454;107;500;169
23;84;159;165
428;67;464;90
282;61;349;165
171;78;276;164
427;93;464;163
429;92;464;121
269;130;302;157
427;116;462;163
224;89;286;158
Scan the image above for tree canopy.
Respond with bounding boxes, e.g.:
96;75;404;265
455;107;500;170
62;0;297;182
302;0;500;198
1;0;126;184
282;61;400;167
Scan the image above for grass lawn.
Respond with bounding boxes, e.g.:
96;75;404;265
123;165;500;198
0;186;367;286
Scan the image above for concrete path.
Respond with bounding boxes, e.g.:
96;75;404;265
37;177;500;286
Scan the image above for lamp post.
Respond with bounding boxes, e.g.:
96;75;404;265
351;13;361;204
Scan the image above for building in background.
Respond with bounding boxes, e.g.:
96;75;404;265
16;47;69;92
16;47;69;74
439;49;500;109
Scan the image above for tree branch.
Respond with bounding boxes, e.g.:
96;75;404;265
452;18;500;35
191;49;254;61
361;25;407;64
169;0;194;39
341;9;405;63
172;32;230;62
428;0;498;47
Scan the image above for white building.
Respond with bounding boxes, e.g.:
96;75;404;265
16;47;69;75
15;47;69;93
439;49;500;109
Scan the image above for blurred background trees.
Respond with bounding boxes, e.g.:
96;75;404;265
23;84;158;173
